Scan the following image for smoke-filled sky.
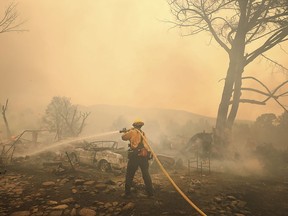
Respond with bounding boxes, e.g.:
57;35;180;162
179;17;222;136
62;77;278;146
0;0;287;121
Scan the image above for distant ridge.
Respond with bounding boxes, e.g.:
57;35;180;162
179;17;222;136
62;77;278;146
79;104;216;139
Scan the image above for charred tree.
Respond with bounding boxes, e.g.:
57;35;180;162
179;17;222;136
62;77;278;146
168;0;288;145
43;96;90;141
0;3;26;139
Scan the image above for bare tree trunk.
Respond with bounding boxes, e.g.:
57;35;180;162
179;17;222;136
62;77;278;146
215;66;235;132
215;63;236;145
77;112;90;136
1;99;12;139
215;0;248;145
215;56;245;145
227;64;244;128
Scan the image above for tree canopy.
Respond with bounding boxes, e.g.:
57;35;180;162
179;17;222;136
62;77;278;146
168;0;288;59
42;96;90;141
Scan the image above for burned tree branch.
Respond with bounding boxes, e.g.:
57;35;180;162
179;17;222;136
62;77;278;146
77;112;90;136
230;99;266;105
261;54;288;72
1;99;12;138
0;2;27;34
240;87;271;97
231;77;288;112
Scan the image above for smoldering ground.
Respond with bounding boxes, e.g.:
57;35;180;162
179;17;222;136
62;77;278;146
1;105;288;216
2;104;287;179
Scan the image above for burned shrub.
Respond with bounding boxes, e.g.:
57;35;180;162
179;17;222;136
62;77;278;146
254;143;288;176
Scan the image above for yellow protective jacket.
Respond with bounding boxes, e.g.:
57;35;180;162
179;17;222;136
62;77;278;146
121;128;150;151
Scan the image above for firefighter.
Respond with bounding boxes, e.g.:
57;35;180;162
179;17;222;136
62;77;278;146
121;120;154;198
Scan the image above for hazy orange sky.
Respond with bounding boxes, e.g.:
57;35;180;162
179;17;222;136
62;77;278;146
0;0;287;121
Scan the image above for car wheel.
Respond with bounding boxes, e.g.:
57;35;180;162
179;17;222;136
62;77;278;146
98;160;111;172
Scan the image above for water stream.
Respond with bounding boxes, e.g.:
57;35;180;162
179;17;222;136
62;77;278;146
25;130;120;157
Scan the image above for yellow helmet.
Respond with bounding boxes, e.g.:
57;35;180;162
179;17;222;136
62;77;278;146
132;119;144;127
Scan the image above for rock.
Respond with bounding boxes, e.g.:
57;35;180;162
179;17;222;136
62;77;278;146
89;191;97;196
94;183;107;190
30;206;38;213
23;196;33;202
174;210;186;215
59;178;70;185
237;200;247;208
74;179;85;185
10;211;30;216
154;200;163;207
242;210;251;215
51;204;69;210
42;181;56;187
63;209;71;215
47;200;58;205
114;209;122;215
70;208;77;216
13;188;24;195
104;202;113;208
34;192;42;197
33;211;44;216
230;200;238;208
214;196;222;203
84;180;95;185
122;202;135;211
107;207;114;213
61;197;75;204
105;179;116;185
94;201;105;206
79;208;96;216
48;210;63;216
219;210;226;214
227;195;237;200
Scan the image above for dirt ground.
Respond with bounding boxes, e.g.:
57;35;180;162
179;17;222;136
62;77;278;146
1;158;287;216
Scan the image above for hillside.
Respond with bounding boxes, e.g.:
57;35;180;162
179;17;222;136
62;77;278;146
79;104;216;143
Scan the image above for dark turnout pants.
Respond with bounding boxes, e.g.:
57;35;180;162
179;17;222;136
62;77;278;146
125;154;153;196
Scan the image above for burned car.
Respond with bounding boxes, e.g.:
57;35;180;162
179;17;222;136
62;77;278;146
68;140;127;172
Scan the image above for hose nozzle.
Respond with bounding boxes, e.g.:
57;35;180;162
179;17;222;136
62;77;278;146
119;128;127;133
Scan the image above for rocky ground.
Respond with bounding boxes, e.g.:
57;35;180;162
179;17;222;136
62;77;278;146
0;158;288;216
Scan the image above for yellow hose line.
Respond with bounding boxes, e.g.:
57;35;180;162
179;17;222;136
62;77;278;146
137;129;207;216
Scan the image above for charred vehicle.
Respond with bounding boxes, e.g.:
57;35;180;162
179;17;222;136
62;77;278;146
68;140;126;172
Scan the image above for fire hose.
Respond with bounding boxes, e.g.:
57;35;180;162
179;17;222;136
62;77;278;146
135;129;207;216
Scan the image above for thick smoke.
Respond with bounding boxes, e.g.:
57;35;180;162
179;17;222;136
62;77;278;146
1;104;287;179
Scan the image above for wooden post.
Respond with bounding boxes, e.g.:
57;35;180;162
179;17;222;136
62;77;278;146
65;152;75;170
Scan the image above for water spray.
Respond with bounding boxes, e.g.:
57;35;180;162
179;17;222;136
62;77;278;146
24;130;119;157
